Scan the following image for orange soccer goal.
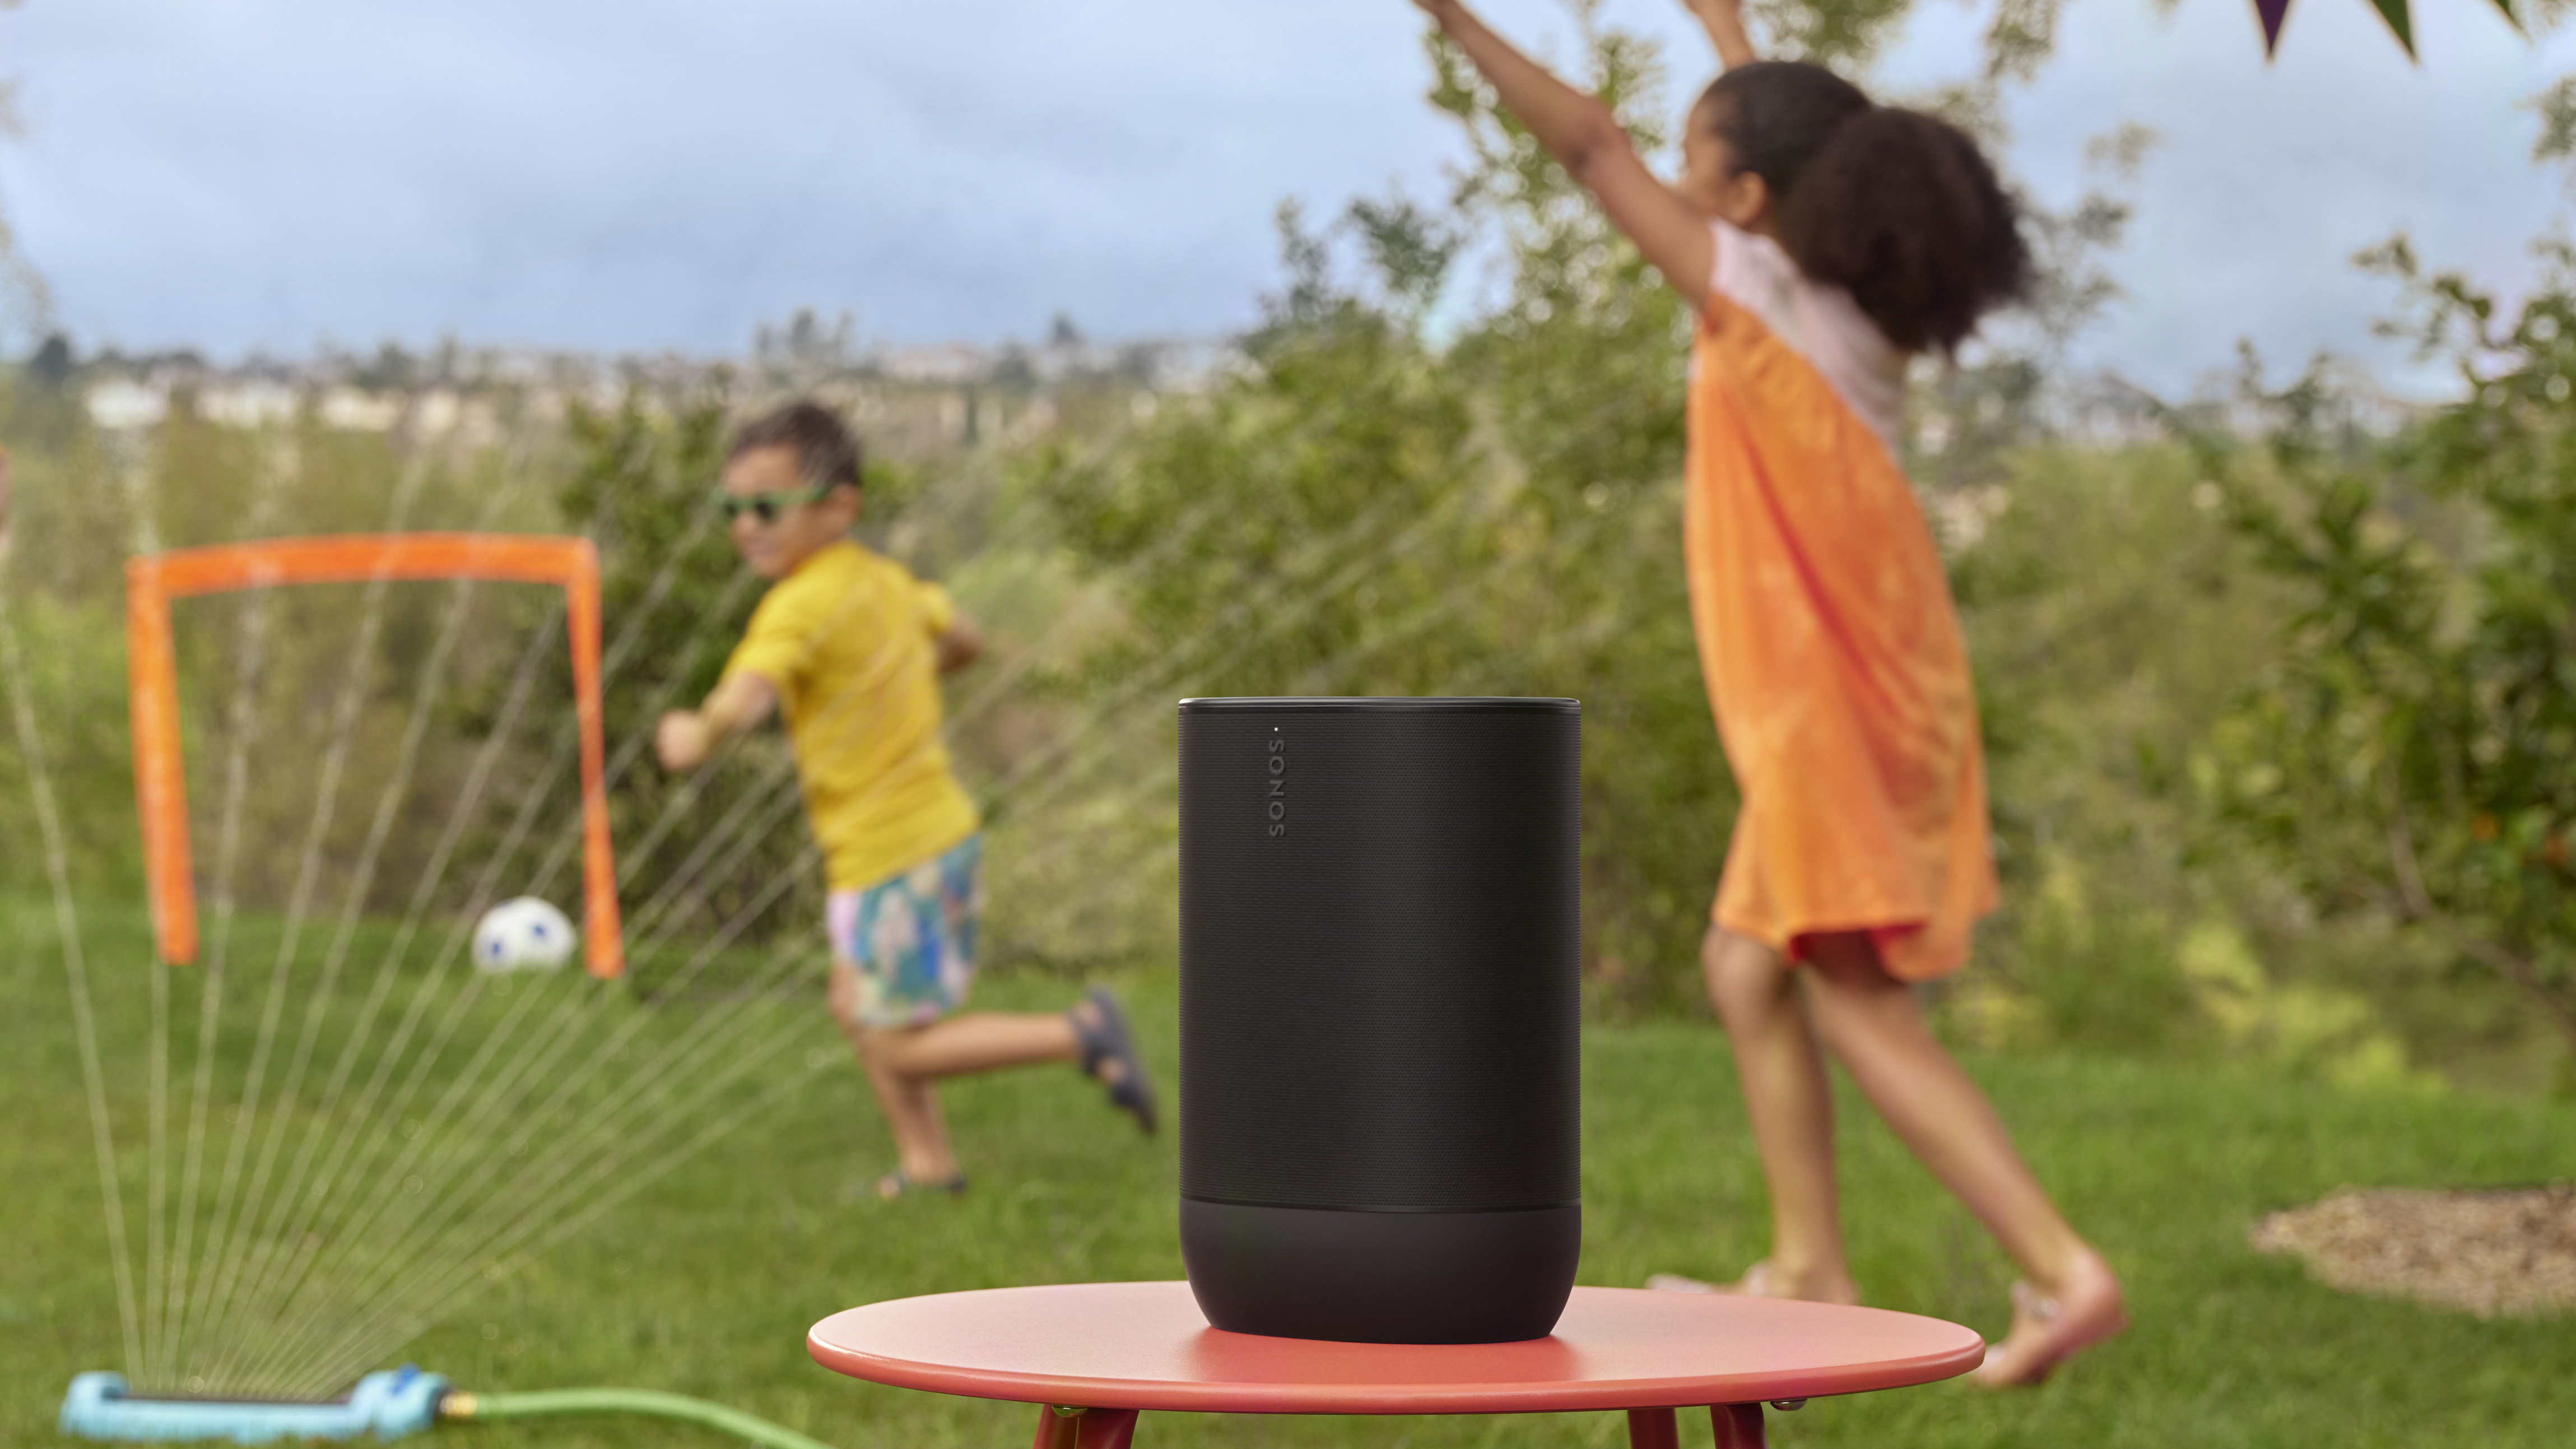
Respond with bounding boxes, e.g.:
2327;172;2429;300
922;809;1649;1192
125;533;625;978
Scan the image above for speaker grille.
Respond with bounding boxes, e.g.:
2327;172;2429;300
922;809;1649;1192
1179;699;1580;1213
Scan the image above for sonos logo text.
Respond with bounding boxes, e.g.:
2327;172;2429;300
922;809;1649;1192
1266;735;1288;837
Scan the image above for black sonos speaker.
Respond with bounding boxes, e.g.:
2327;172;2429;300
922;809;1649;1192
1178;697;1580;1344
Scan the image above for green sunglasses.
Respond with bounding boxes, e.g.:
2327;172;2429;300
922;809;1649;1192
714;481;833;525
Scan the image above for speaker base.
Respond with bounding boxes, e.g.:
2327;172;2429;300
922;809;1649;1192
1180;1198;1580;1344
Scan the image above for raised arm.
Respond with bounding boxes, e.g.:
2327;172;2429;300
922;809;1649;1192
1682;0;1759;69
1413;0;1712;304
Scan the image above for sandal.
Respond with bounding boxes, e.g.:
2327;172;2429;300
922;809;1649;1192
1069;986;1158;1136
1970;1258;2128;1388
875;1170;969;1201
1646;1261;1862;1304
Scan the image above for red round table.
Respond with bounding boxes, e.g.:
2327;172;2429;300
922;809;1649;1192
808;1281;1985;1447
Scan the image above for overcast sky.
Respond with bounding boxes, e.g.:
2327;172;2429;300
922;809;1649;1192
0;0;2566;395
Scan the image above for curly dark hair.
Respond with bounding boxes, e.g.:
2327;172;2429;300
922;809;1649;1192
1698;61;2028;355
729;400;864;494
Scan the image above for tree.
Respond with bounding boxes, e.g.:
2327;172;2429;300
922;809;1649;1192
2195;240;2576;1061
530;396;799;989
1033;11;1737;1007
27;332;71;387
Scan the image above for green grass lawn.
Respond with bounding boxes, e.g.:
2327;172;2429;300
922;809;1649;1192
4;895;2571;1448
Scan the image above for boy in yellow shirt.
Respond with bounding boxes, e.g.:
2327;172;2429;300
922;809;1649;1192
656;402;1153;1198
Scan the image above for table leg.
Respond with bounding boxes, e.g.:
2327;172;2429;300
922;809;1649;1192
1624;1407;1681;1448
1708;1403;1766;1448
1029;1405;1140;1449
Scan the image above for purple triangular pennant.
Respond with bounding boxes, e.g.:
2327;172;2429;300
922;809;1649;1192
2254;0;2293;54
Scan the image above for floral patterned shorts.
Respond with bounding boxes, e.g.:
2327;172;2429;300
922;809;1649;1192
825;834;983;1029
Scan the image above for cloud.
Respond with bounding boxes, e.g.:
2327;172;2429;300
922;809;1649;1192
0;0;2565;395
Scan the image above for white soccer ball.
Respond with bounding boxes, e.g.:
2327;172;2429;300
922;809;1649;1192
472;897;578;974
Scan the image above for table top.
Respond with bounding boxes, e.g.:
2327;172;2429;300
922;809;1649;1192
808;1282;1987;1415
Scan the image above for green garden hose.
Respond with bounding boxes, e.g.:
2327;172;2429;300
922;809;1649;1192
441;1387;837;1449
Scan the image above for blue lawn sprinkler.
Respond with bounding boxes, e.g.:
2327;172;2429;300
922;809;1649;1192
61;1368;835;1447
59;1369;449;1442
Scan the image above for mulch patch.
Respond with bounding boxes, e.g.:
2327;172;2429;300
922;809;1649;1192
2253;1184;2576;1318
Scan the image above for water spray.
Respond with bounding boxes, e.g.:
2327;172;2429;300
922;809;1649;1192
60;1369;836;1449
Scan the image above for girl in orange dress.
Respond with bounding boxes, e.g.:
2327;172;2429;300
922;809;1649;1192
1413;0;2126;1386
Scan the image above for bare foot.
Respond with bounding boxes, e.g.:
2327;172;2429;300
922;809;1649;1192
1646;1261;1861;1305
1971;1250;2126;1388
